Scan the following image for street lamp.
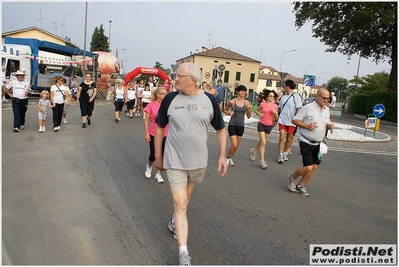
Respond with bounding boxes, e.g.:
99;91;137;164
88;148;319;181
354;54;361;93
305;64;317;74
115;47;126;61
108;20;112;52
318;72;328;85
279;49;296;88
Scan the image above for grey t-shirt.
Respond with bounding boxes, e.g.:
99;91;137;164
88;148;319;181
156;90;224;170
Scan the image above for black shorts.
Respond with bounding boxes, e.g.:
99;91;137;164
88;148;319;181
126;99;136;109
257;122;273;134
299;141;321;167
114;101;124;111
228;125;244;137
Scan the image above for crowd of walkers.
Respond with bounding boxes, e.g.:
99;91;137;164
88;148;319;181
4;66;334;265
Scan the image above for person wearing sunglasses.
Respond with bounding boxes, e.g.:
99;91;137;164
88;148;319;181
288;88;335;197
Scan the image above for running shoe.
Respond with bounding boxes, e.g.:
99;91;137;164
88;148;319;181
87;118;91;125
287;175;298;192
54;127;58;132
13;128;20;132
296;185;309;197
250;148;257;161
278;154;284;164
287;148;292;155
39;126;43;133
145;164;152;179
115;118;119;123
82;123;86;128
154;173;164;183
283;152;288;161
260;160;268;169
42;126;46;132
226;158;234;166
168;217;177;240
20;125;25;130
179;251;191;266
63;119;67;124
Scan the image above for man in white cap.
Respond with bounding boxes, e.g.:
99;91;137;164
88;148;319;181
329;92;336;108
5;70;30;132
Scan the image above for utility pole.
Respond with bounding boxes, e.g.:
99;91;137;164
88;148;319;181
83;1;88;77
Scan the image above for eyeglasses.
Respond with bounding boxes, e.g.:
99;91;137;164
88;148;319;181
176;74;192;79
157;92;166;95
318;95;330;100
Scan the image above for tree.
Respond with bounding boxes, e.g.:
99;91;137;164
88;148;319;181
348;71;389;94
90;24;110;52
326;76;348;101
293;2;397;91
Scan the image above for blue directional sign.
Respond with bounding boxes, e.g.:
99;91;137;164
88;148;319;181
303;74;316;87
373;104;385;118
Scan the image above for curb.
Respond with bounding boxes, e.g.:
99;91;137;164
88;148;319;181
2;239;13;265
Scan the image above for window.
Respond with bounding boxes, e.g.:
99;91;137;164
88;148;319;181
250;73;255;82
235;72;241;81
212;69;217;80
226;62;230;64
6;59;19;77
224;70;229;83
214;60;219;63
266;79;272;86
237;63;242;66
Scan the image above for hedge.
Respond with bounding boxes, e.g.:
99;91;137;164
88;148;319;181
348;91;397;122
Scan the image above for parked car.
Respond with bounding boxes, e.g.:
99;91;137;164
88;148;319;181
302;97;315;106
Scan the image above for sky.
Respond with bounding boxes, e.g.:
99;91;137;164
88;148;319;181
1;1;392;84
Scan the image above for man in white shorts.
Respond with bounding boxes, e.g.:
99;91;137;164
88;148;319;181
155;62;227;266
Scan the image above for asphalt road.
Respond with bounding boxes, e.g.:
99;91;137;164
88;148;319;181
2;101;397;265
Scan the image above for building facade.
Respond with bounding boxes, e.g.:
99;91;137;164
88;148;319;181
176;46;261;94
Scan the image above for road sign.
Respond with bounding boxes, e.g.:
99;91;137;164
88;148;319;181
303;74;316;87
205;72;211;79
373;104;385;118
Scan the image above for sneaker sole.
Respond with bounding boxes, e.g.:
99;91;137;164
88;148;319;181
288;175;298;192
168;224;177;240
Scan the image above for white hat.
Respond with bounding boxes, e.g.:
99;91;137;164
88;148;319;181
331;92;335;96
15;70;26;76
116;78;123;83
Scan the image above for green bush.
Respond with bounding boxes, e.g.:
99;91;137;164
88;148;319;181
348;92;397;122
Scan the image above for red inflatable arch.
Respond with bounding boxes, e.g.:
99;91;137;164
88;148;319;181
124;67;169;86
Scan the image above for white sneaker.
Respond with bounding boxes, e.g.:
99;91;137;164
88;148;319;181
145;164;152;178
39;126;43;133
154;173;164;183
63;119;67;124
226;158;234;166
260;160;268;169
54;127;58;132
143;114;145;120
287;148;293;155
127;112;130;117
250;148;257;161
42;126;46;132
283;152;288;161
57;126;61;130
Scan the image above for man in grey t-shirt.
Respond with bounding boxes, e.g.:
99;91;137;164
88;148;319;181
155;63;227;265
